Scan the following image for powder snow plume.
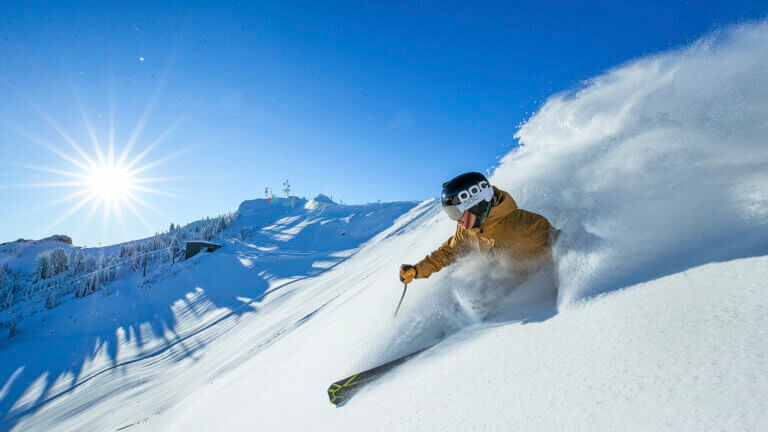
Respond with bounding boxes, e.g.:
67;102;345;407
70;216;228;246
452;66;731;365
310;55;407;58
491;20;768;307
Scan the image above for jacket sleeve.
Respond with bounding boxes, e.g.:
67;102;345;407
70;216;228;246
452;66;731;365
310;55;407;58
414;226;467;279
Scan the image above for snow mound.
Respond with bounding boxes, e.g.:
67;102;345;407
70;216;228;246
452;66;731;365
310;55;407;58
311;194;335;204
491;21;768;306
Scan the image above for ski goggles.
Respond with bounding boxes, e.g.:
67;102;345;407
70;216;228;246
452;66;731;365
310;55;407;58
441;182;494;221
442;203;468;221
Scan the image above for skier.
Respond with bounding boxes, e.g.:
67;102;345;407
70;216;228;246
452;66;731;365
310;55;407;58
329;173;559;406
399;172;558;290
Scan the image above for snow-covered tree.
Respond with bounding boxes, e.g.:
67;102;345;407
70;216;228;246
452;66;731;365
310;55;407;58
45;289;60;309
74;278;88;298
50;248;68;275
36;251;53;279
89;274;99;296
7;279;21;308
169;237;179;262
68;249;79;275
0;264;10;307
85;255;98;274
0;264;9;287
2;287;12;309
72;250;86;274
4;209;239;310
238;225;255;240
120;243;134;257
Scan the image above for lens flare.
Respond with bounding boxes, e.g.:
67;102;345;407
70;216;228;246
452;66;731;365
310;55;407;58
3;100;187;242
86;164;134;200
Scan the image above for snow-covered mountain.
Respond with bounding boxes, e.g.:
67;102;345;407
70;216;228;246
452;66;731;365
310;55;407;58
0;194;424;431
0;236;75;275
2;21;768;432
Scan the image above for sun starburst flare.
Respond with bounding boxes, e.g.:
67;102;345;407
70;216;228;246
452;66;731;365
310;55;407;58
86;163;134;201
3;89;188;243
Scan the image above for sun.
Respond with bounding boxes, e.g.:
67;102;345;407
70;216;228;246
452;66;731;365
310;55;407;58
3;94;188;241
86;163;134;201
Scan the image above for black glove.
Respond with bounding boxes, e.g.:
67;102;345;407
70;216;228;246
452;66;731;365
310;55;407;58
399;264;417;284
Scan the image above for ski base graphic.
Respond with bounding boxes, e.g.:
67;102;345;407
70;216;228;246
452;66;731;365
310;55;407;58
327;345;433;406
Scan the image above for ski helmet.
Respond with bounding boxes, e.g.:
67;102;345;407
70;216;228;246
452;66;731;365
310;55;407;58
441;172;495;229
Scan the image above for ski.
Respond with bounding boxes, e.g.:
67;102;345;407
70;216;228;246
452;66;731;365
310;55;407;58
327;345;434;406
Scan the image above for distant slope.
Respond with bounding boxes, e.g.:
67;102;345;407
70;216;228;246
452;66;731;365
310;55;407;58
0;237;75;274
235;194;421;252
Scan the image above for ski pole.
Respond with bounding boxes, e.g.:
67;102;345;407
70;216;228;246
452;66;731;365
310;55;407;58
394;283;408;316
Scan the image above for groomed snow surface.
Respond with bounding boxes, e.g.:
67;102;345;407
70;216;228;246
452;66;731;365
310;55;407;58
2;20;768;432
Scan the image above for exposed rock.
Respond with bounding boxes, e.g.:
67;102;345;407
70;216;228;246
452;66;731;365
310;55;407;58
312;194;335;204
42;235;73;245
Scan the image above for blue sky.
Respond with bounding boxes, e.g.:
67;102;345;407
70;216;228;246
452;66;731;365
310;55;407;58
0;0;765;246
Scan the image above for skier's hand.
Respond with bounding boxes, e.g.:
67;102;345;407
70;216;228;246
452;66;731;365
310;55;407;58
399;264;417;284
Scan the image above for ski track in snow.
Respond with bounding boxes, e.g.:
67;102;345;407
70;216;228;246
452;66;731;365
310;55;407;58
2;20;768;432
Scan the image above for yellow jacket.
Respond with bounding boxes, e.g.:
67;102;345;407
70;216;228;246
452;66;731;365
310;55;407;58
415;187;556;279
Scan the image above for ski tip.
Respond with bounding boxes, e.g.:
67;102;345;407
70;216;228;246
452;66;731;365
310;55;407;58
327;384;347;406
327;373;362;406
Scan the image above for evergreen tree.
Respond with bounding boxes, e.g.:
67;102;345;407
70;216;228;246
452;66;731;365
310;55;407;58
68;249;79;275
85;255;97;273
36;251;52;279
0;265;9;307
73;250;86;274
45;289;60;309
169;237;179;262
50;248;68;276
0;264;8;288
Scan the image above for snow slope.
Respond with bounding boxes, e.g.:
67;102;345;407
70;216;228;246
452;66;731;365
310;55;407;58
165;255;767;431
2;20;768;432
0;196;426;431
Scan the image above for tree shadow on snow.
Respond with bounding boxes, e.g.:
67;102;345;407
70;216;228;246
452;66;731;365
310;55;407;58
0;201;422;431
0;252;272;431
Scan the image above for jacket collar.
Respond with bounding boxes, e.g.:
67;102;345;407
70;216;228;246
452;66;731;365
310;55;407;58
469;186;517;233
